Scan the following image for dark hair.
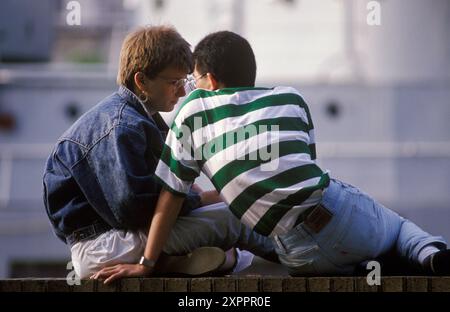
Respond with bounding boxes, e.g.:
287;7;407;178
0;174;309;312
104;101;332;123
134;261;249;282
117;25;193;89
193;31;256;87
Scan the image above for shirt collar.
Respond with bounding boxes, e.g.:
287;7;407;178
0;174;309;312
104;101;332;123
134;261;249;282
117;85;155;119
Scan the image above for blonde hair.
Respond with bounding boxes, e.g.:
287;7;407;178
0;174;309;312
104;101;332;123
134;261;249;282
117;25;193;89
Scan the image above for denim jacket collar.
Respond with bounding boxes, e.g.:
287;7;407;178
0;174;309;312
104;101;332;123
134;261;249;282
118;85;155;119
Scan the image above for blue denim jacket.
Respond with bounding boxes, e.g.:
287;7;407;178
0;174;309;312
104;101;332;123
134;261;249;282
43;86;201;244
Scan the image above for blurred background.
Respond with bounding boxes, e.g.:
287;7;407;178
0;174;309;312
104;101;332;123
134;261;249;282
0;0;449;278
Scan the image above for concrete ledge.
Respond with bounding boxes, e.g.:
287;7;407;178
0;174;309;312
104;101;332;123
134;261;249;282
1;276;450;292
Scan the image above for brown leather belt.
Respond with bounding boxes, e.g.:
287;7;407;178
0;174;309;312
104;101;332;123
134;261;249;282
294;203;333;234
66;222;111;246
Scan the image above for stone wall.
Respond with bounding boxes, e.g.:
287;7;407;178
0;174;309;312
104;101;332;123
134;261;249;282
1;276;449;292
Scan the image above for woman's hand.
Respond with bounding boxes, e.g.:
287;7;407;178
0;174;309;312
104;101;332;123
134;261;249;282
90;264;152;284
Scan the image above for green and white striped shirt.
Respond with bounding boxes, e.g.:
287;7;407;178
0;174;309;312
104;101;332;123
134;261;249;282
155;86;330;236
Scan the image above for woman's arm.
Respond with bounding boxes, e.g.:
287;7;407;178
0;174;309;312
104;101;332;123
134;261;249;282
141;189;184;264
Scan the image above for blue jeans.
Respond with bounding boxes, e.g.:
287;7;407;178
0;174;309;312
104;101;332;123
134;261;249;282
271;179;447;276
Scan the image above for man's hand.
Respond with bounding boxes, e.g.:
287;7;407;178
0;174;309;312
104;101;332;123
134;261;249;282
200;190;223;206
192;184;223;206
90;264;152;284
190;183;203;194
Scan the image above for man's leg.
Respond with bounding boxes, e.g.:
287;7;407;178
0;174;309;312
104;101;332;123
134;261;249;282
379;206;448;273
325;179;448;273
273;179;448;276
163;202;276;261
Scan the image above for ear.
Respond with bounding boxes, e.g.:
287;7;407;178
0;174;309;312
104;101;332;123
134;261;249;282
206;73;220;90
133;72;146;93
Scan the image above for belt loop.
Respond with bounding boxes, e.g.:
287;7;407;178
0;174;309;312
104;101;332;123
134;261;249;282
273;235;287;253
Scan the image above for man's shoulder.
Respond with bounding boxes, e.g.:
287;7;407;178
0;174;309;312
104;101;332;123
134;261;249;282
269;85;305;97
173;86;307;126
183;86;304;107
185;86;303;101
180;86;274;109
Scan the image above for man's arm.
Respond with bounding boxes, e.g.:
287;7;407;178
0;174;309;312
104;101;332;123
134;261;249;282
91;189;184;284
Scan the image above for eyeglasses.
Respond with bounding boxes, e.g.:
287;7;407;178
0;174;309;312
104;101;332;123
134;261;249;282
156;75;190;89
185;73;208;92
154;73;208;92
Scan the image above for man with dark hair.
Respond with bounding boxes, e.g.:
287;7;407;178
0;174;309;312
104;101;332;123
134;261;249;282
93;30;449;282
193;31;257;87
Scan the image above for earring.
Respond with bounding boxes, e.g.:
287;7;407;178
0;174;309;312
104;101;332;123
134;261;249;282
139;92;148;103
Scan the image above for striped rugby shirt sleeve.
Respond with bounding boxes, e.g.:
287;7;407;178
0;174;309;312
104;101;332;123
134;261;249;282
154;106;200;197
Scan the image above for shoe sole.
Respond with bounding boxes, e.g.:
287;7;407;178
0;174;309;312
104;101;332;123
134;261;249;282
432;249;450;275
157;247;226;276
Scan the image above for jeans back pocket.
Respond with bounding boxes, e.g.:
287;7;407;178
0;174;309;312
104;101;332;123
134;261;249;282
330;202;380;266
